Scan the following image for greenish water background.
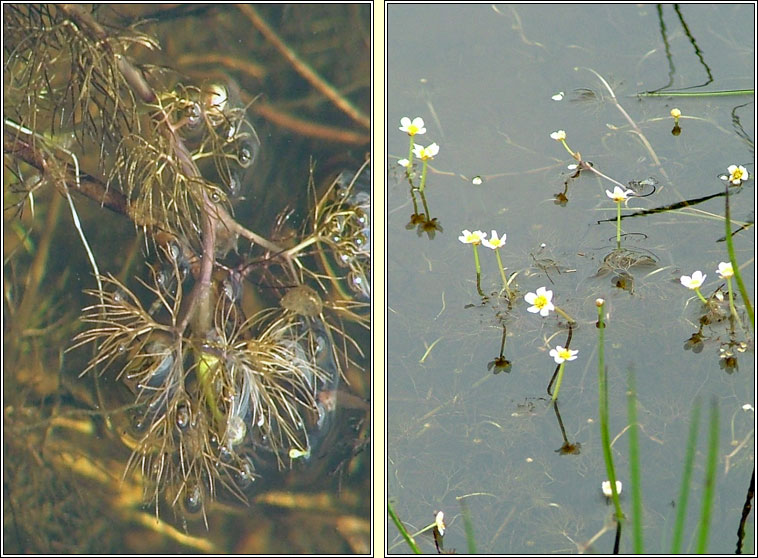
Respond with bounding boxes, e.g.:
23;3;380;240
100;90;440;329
387;4;754;554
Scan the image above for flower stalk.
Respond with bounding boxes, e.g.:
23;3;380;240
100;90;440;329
482;230;513;299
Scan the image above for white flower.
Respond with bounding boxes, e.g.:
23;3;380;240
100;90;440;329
525;287;554;316
397;158;410;168
549;345;578;364
680;271;706;289
595;298;605;307
551;92;565;101
670;108;681;118
434;511;446;536
717;262;734;279
482;230;507;250
458;229;486;245
413;142;439;161
472;175;483;185
723;164;748;186
550;130;567;141
606;186;635;203
602;480;623;497
399;116;426;136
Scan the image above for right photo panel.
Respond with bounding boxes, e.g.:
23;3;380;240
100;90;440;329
386;3;755;554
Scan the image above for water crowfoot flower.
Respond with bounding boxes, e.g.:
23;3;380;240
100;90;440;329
399;116;426;137
549;345;578;364
550;129;577;159
717;261;734;279
550;130;567;141
434;511;446;537
525;286;554;316
459;229;486;276
525;287;575;323
432;510;446;552
482;230;513;299
399;116;426;170
413;142;440;192
680;270;708;304
548;345;578;401
606;186;635;248
413;142;439;160
720;165;749;186
602;480;623;498
605;186;635;204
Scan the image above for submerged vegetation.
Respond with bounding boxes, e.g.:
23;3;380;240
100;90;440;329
4;4;369;552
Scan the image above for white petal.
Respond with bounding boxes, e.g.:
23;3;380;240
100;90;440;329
536;287;553;301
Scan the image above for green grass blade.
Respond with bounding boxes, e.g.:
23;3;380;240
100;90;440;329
724;184;754;327
388;500;422;554
671;400;701;553
695;399;719;553
458;498;478;554
627;372;644;553
597;301;624;521
637;89;753;97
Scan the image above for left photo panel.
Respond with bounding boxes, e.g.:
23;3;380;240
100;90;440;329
3;4;371;554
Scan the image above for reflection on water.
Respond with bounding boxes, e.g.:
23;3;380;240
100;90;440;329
4;4;370;553
388;3;753;554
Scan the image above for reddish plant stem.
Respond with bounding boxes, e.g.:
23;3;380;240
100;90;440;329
59;4;216;336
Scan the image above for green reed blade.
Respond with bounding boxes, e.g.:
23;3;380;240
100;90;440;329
695;399;719;553
671;399;701;554
388;500;422;554
627;372;643;553
637;89;753;97
724;185;754;327
597;301;624;521
459;498;478;554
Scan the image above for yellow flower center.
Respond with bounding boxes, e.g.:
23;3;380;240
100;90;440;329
534;295;548;309
407;125;419;136
558;348;572;360
731;168;744;181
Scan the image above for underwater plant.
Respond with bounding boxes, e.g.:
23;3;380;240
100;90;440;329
4;4;370;546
